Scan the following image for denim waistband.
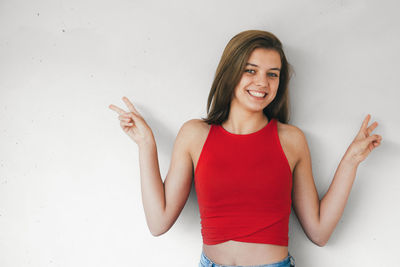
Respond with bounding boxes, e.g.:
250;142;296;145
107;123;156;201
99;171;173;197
199;250;295;267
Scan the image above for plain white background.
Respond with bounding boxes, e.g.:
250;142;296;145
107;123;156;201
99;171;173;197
1;0;399;266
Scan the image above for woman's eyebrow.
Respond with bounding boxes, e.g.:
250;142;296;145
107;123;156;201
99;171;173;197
245;62;281;71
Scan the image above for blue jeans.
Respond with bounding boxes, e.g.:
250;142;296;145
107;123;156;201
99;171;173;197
198;251;295;267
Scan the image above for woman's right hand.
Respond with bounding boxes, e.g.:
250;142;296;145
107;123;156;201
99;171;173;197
109;96;154;147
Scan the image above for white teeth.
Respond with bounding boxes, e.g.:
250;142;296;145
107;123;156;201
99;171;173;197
248;90;266;98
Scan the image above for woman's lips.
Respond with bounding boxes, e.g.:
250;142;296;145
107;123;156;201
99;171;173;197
247;90;267;99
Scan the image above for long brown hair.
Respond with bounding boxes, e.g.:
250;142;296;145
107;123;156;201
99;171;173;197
202;30;293;125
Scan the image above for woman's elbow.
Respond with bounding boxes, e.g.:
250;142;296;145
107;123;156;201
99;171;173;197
149;221;172;237
151;230;163;237
312;234;329;247
149;225;167;237
314;239;327;247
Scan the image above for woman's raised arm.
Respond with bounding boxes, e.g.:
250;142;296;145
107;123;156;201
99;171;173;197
109;97;194;236
291;114;382;246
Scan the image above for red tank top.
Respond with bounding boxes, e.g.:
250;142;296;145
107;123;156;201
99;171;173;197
194;118;292;246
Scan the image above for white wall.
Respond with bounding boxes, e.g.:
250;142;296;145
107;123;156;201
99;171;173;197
1;0;399;266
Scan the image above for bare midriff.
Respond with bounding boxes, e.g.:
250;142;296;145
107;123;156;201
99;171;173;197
202;241;288;266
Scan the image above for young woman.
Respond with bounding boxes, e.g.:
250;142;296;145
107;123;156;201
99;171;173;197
109;30;382;267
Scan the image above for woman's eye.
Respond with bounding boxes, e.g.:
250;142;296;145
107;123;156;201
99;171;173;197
245;69;279;77
245;69;255;74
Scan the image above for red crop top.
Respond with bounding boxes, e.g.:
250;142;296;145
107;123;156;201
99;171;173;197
194;118;292;246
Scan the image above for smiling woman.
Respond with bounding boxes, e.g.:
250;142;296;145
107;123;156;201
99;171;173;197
196;30;297;267
109;30;382;267
232;48;282;115
203;30;292;126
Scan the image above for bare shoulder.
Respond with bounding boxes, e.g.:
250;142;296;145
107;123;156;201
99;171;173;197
276;120;306;143
182;118;211;131
177;118;211;148
179;119;211;165
276;120;308;170
179;118;211;140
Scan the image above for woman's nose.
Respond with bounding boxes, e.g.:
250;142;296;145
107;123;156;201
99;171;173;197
254;74;268;87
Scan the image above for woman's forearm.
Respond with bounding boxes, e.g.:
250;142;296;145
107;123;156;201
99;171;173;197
109;97;167;235
318;154;359;245
138;139;166;236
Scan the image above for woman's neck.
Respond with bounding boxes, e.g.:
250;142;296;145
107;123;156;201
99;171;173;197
222;108;269;135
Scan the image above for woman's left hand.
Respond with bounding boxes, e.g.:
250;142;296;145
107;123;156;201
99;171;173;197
344;114;383;165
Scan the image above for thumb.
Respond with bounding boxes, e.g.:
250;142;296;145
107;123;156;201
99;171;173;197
126;111;145;125
365;134;382;143
362;134;382;149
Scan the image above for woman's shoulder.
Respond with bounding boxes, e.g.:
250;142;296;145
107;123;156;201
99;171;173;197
176;119;212;158
276;119;304;135
275;120;308;168
181;118;211;133
177;119;211;144
183;118;211;128
276;120;308;149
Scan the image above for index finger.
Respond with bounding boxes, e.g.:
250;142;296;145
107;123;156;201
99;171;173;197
360;114;371;132
108;104;127;115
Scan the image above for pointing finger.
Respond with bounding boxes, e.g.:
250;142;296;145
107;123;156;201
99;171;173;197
360;114;371;132
109;104;127;115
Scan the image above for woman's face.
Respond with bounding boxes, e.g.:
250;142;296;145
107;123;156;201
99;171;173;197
231;48;282;114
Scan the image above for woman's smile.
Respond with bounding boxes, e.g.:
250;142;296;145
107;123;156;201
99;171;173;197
247;89;267;99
